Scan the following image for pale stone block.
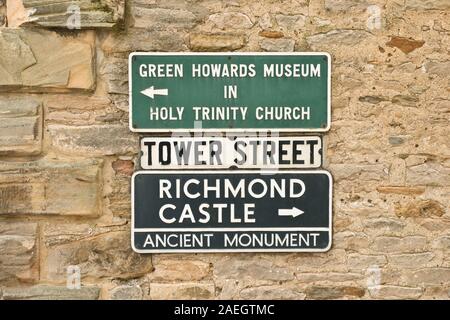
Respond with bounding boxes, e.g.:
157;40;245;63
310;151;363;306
0;29;94;91
0;222;38;285
7;0;125;28
0;98;42;155
0;157;102;216
2;285;100;300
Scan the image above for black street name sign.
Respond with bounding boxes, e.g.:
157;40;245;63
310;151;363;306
132;170;332;253
140;136;322;169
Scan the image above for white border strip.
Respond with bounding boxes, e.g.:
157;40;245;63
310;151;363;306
128;52;331;133
131;169;333;253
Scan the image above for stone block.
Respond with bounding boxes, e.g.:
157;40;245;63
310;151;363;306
43;224;152;282
405;0;450;10
374;236;428;253
369;285;422;299
214;257;294;281
2;285;100;300
132;7;197;30
7;0;125;28
110;285;143;300
240;285;305;299
150;282;215;300
306;30;373;50
150;259;211;282
0;157;102;216
0;98;42;155
0;29;95;91
260;38;295;52
48;124;137;156
406;163;450;187
305;285;365;299
189;33;246;51
209;12;253;29
0;222;38;285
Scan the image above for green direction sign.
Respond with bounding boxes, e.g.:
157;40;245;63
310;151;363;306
129;53;330;132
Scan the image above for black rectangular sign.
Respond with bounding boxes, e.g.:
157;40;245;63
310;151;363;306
132;170;332;253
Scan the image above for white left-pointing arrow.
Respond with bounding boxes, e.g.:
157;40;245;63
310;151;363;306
278;207;304;218
141;86;168;99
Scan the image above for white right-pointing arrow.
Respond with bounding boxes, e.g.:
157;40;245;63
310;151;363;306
141;86;168;99
278;207;304;217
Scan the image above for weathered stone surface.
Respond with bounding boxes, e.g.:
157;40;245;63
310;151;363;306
2;285;100;300
333;232;370;250
0;1;5;27
423;60;450;77
0;98;42;155
362;218;405;232
132;7;197;30
7;0;124;28
48;124;137;156
386;36;425;54
406;268;450;286
275;14;306;30
189;33;246;51
258;13;273;29
107;164;132;218
348;254;387;271
43;226;152;282
358;96;388;104
374;236;428;253
150;259;211;282
395;200;445;218
289;250;347;273
260;38;295;52
112;159;134;176
101;29;185;54
406;163;450;186
110;285;143;300
259;30;284;38
420;220;450;232
433;236;450;250
369;285;422;299
214;257;294;281
150;282;215;300
240;285;305;299
0;222;38;285
209;12;253;29
324;0;369;11
389;253;434;269
0;29;94;91
329;164;387;182
405;0;450;10
389;158;406;185
0;157;101;216
376;186;425;195
44;94;112;112
100;57;128;95
306;285;365;299
297;272;362;283
391;95;419;107
306;30;372;50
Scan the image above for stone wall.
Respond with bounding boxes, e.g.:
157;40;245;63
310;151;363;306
0;0;449;300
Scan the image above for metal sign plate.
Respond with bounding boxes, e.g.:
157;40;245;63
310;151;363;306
129;52;331;132
140;136;322;169
132;170;332;253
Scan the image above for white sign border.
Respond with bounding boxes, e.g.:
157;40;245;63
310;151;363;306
128;52;332;133
131;169;333;253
